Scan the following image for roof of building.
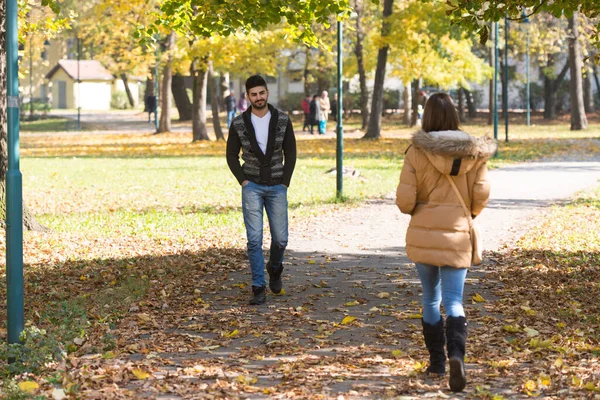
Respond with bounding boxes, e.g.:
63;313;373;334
46;59;114;81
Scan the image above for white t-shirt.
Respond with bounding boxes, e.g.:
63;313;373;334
251;111;271;154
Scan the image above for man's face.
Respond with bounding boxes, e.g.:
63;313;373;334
247;86;269;110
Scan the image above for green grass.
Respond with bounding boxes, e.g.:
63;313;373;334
23;156;400;240
20;118;90;133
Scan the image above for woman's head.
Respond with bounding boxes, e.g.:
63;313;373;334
421;92;460;132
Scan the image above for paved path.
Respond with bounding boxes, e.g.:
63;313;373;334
145;161;599;399
292;161;600;258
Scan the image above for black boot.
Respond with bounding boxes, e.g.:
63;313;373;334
249;286;266;305
422;318;446;375
266;262;284;294
446;316;467;392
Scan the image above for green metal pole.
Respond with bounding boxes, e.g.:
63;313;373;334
6;0;25;345
336;20;343;199
493;22;499;146
77;37;81;131
29;34;33;121
504;15;509;143
526;28;530;127
154;44;159;131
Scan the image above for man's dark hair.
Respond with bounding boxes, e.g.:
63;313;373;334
422;92;460;133
245;75;268;93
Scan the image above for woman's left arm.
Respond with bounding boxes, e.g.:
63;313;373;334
396;149;418;215
471;162;491;217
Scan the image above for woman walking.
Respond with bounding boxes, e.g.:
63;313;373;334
395;93;496;392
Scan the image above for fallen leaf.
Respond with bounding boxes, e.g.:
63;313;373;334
472;293;486;302
132;368;151;380
17;381;39;393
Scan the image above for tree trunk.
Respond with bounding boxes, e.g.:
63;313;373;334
353;0;369;130
583;68;594;113
191;58;209;141
403;81;411;125
303;46;312;96
172;74;192;121
158;31;175;133
543;60;569;120
410;79;420;127
120;74;135;107
464;88;477;118
0;4;46;232
567;13;588;130
592;64;600;100
500;59;506;121
458;87;466;123
208;60;224;141
363;0;393;139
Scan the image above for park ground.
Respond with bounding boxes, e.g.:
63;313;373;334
0;111;599;399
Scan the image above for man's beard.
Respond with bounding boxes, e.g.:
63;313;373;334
251;100;267;109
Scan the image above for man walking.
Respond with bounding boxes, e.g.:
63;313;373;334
226;75;297;305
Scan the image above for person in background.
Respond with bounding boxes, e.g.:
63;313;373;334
225;90;237;128
396;92;496;393
144;94;157;123
237;93;249;113
318;90;330;134
309;94;320;135
301;95;311;132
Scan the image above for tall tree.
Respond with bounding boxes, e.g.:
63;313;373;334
363;0;393;139
387;0;490;125
447;0;600;50
352;0;370;129
207;60;225;141
0;0;68;231
158;31;175;133
568;12;588;130
79;0;157;107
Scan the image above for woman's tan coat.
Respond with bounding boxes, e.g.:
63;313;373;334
396;130;497;269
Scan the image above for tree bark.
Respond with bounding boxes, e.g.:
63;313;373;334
363;0;393;139
567;13;588;130
172;74;192;121
353;0;369;130
0;3;47;232
464;88;477;118
410;79;420;127
543;59;569;120
208;60;224;141
191;57;209;141
583;67;594;113
120;74;135;107
458;87;466;123
403;81;411;125
158;31;175;133
303;46;312;96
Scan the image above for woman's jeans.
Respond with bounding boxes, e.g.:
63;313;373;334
415;263;468;325
242;181;288;288
319;120;327;134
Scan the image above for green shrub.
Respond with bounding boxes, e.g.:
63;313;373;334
111;91;131;110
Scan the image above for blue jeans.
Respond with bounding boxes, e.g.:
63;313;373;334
242;181;288;288
318;120;327;134
227;110;236;128
415;263;468;325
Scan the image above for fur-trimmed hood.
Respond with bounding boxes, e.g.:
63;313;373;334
410;130;497;176
412;130;497;160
